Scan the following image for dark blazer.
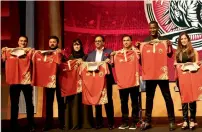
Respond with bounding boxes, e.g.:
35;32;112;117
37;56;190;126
86;48;115;84
86;48;112;62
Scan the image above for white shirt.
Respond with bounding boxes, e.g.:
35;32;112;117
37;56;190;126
95;47;104;62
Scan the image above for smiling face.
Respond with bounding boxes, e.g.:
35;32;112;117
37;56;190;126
18;37;28;48
149;23;159;37
180;34;189;46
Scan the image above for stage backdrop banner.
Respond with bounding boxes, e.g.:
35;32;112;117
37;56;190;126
63;1;202;81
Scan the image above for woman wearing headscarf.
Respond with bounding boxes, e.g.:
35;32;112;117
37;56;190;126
61;39;94;130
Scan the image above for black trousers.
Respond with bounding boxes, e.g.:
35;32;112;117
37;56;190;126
95;82;114;126
45;87;65;126
145;80;175;123
10;84;34;126
119;86;139;123
65;93;94;129
182;102;197;122
176;80;197;122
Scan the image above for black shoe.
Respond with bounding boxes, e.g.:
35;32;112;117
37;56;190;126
28;123;36;132
169;122;176;131
118;123;129;129
42;125;52;131
29;126;36;132
11;124;19;132
82;124;92;129
140;122;151;131
108;124;114;130
59;124;65;130
129;123;137;130
71;125;80;130
96;124;103;129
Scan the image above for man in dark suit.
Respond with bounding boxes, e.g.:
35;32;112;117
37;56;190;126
86;35;114;130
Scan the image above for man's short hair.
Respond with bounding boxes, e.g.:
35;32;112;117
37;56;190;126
122;34;132;41
19;35;28;42
149;21;159;27
95;35;105;42
49;35;59;43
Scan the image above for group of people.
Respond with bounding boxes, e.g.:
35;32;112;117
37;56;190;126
1;21;201;132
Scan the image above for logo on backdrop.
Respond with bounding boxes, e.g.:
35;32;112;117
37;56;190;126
144;0;202;50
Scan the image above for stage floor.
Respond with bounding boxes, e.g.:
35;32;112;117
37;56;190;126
2;117;202;132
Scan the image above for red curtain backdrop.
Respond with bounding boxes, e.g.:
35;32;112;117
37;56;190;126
63;1;148;53
63;1;202;81
1;1;21;119
1;1;20;48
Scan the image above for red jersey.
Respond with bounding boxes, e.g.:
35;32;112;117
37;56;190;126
58;59;82;97
140;40;169;80
32;50;61;88
80;62;109;105
177;63;202;103
3;48;33;85
114;48;140;89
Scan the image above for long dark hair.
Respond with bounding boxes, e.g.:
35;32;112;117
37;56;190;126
175;32;195;62
71;38;85;58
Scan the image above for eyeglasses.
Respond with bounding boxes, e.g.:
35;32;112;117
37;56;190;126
95;40;103;43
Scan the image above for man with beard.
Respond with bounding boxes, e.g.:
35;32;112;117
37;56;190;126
42;36;65;131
